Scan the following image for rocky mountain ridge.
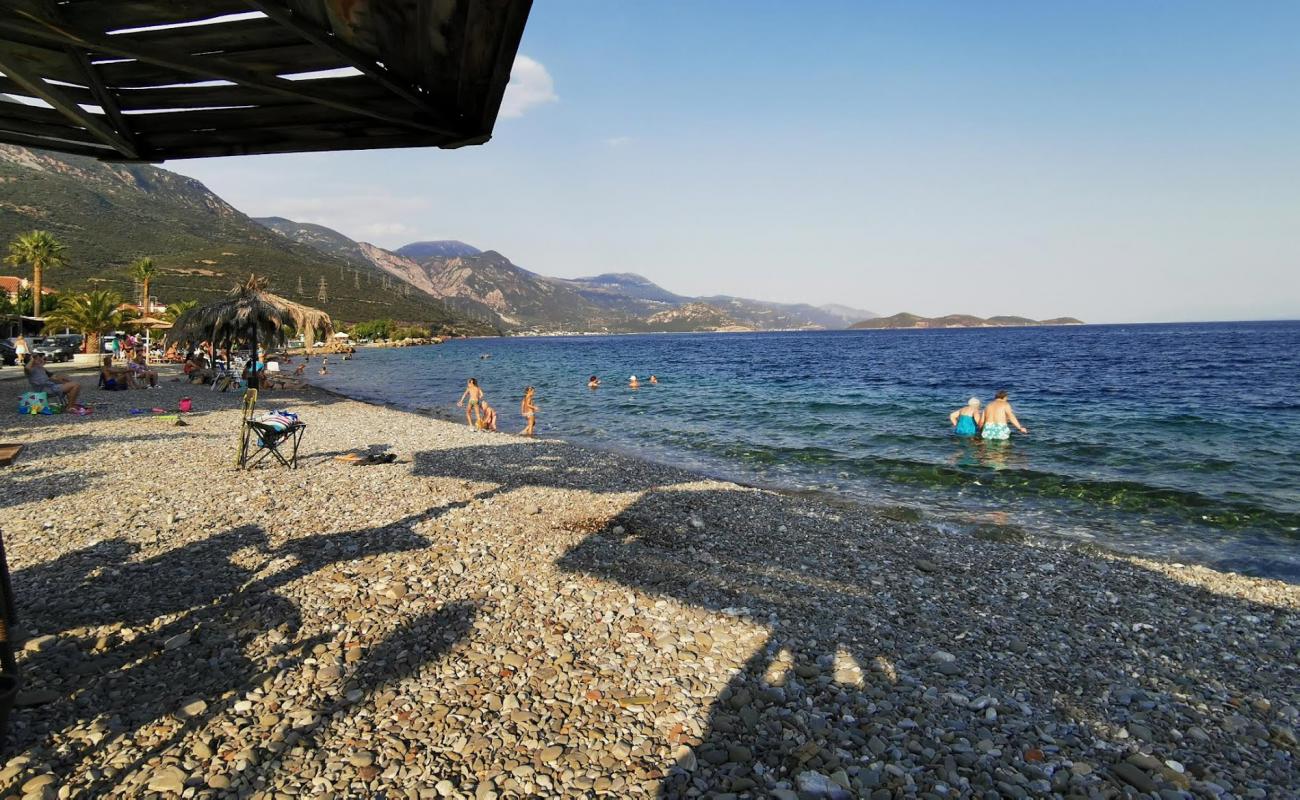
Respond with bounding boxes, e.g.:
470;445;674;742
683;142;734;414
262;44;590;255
851;313;1085;330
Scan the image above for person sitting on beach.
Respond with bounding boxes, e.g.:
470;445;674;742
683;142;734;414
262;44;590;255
949;397;983;437
478;399;498;431
184;351;214;384
457;378;483;427
980;390;1028;440
99;355;132;390
588;375;600;389
521;386;539;436
130;351;159;388
628;375;639;389
25;353;81;407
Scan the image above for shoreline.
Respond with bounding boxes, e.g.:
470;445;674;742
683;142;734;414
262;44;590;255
1;372;1296;797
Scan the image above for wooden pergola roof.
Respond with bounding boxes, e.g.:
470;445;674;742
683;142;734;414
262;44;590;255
0;0;532;162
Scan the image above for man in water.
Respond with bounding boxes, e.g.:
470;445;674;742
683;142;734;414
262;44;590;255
981;390;1028;440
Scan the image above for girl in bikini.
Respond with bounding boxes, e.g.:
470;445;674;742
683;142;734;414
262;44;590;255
457;378;483;427
520;386;538;437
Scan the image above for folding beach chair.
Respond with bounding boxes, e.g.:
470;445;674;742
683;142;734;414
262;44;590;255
239;411;305;469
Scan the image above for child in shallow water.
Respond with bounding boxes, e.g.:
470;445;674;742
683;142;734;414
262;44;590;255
477;400;498;431
520;386;538;436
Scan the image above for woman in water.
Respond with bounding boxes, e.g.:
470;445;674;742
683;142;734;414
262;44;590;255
628;375;640;389
457;378;483;427
948;397;983;437
520;386;538;436
588;375;600;389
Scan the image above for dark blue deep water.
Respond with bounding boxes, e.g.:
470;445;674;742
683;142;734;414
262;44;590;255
311;322;1300;581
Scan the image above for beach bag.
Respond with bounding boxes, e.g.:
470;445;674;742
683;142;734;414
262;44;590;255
179;397;193;413
19;391;46;414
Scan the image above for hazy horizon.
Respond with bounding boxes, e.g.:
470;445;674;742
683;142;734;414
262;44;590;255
167;1;1299;325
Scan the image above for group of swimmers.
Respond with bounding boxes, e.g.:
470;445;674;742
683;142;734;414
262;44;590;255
948;390;1028;441
457;378;538;436
588;374;658;389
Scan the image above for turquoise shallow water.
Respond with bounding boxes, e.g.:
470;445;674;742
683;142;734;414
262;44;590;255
310;321;1300;581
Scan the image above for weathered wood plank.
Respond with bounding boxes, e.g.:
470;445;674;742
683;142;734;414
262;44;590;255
109;16;301;53
135;129;487;160
112;75;388;111
0;128;113;156
95;43;347;86
141;120;414;149
0;75;94;103
127;102;368;134
58;0;254;33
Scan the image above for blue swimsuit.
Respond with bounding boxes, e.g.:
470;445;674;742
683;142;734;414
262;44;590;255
954;413;978;437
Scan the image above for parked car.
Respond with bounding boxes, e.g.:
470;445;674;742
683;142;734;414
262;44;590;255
0;339;16;366
29;337;75;362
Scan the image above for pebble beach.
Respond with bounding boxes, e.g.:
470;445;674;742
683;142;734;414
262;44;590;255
0;371;1296;799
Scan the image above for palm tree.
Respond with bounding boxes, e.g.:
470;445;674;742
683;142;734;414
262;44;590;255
4;230;67;317
128;257;158;312
162;299;198;323
43;290;134;353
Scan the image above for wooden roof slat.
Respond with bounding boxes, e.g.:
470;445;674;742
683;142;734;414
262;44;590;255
108;16;302;53
56;0;256;32
0;113;99;143
0;128;114;157
138;130;488;161
94;44;349;87
127;103;372;134
0;75;95;103
112;75;390;111
142;121;414;150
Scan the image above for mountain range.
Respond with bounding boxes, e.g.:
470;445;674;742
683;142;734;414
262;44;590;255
0;146;490;333
253;219;877;333
0;143;875;334
850;313;1084;329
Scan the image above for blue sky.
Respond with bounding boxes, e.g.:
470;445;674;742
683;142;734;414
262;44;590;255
171;1;1300;323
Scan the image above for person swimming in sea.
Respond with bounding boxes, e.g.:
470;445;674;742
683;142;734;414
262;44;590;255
588;375;600;389
980;390;1028;440
628;375;640;389
649;375;658;384
521;386;538;436
477;399;498;431
457;378;483;427
318;357;329;375
949;397;982;437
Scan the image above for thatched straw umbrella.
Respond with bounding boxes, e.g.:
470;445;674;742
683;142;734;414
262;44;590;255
165;274;334;389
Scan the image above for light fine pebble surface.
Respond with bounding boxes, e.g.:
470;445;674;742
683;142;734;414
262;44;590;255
0;371;1295;798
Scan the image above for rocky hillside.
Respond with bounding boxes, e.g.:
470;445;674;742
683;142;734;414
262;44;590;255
851;312;1084;329
642;302;745;332
396;241;481;261
0;146;494;332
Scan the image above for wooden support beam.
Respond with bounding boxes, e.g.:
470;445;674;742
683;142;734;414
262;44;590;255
242;0;438;114
0;43;139;157
0;14;470;138
65;46;141;156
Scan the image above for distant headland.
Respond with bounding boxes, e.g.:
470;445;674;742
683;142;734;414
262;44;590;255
849;313;1084;330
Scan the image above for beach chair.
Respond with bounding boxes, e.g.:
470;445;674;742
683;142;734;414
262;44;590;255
239;411;305;469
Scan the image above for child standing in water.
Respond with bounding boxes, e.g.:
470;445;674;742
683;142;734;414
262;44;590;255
520;386;538;436
477;399;498;431
457;378;483;427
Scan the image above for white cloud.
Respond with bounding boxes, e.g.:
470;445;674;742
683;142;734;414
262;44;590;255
603;136;634;149
363;222;410;236
498;55;557;119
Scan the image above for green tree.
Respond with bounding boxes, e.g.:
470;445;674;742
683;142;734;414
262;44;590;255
350;318;394;340
162;299;198;323
4;230;67;317
43;290;135;353
128;257;158;312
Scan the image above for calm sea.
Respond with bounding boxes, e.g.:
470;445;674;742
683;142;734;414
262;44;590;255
309;322;1300;581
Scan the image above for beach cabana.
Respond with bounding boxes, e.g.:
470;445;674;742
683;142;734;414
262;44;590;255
129;315;172;357
0;0;532;162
